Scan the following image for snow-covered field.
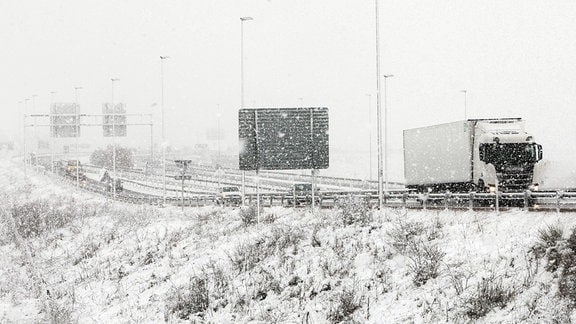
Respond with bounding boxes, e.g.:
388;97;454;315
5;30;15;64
2;154;576;323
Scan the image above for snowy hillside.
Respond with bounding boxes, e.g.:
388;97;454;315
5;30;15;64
2;155;576;323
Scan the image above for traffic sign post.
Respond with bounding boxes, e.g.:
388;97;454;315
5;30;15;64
175;160;192;211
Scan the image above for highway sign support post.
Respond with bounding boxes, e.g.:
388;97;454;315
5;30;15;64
175;160;192;212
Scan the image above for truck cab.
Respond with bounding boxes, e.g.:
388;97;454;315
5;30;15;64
65;159;87;181
474;119;542;192
216;186;243;206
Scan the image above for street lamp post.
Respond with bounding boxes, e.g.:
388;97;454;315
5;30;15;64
217;103;221;167
160;55;170;206
366;94;372;180
383;74;394;202
240;16;253;109
74;87;83;190
374;0;384;209
461;90;467;120
32;95;38;172
50;91;56;173
111;78;120;199
24;98;30;170
240;16;253;202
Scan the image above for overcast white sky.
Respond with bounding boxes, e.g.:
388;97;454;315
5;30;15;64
2;0;576;178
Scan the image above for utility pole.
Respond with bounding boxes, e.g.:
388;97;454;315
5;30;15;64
374;0;384;209
111;78;120;199
50;91;57;173
240;16;253;203
461;90;468;120
160;55;170;205
74;86;83;190
383;74;394;203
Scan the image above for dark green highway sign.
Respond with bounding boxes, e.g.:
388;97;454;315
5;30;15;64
239;107;329;171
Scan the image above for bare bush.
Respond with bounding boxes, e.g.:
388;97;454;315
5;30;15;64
521;294;572;324
464;275;515;319
10;198;82;239
239;205;258;226
44;299;74;324
165;277;209;321
406;240;445;286
372;265;393;294
320;256;352;279
230;240;265;273
72;239;100;266
249;267;281;301
387;219;426;253
327;287;361;323
230;226;304;273
268;226;304;254
202;260;231;311
261;212;277;224
532;224;564;272
335;195;372;226
538;224;564;248
447;263;473;296
558;227;576;306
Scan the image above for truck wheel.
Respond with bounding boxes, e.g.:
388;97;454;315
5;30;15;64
477;180;485;192
475;180;489;207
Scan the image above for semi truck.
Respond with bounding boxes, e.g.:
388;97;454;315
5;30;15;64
403;118;543;193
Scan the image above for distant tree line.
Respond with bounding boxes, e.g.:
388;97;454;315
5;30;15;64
89;145;134;169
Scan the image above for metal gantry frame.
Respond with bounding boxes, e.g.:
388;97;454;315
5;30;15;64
160;56;170;206
22;112;154;197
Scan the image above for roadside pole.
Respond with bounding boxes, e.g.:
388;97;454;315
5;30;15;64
311;169;317;212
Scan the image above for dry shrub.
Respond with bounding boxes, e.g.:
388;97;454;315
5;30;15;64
44;299;74;324
327;287;361;323
10;198;83;239
72;239;100;266
532;224;564;272
538;224;564;248
558;227;576;306
335;195;372;226
230;225;304;273
464;274;515;319
406;240;445;286
202;260;230;311
387;219;426;253
239;205;259;226
230;240;264;273
165;277;209;321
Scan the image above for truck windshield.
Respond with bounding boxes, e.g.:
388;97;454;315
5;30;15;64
481;143;539;165
293;184;313;192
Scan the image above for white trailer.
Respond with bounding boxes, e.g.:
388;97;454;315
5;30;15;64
403;118;543;192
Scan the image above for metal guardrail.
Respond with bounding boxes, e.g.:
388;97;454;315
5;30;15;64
241;190;576;212
46;165;576;212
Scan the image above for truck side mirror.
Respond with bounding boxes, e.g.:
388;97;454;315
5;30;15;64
479;144;486;161
537;144;543;161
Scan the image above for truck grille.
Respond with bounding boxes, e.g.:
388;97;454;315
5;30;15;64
499;167;534;191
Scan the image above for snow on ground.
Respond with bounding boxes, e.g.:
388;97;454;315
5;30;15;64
2;153;576;323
